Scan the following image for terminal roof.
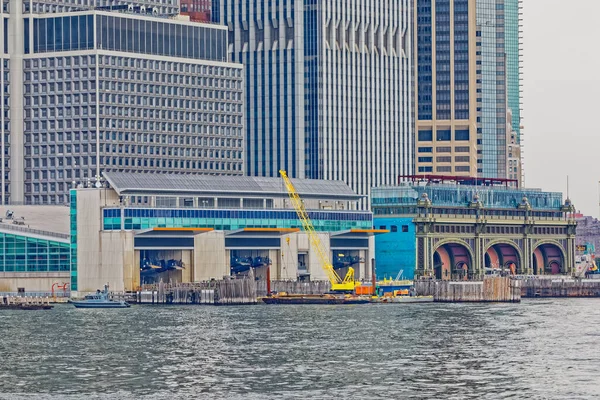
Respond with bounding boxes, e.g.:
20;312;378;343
103;172;362;200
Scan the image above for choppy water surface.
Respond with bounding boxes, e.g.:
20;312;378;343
0;299;599;399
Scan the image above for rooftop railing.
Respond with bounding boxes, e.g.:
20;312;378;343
0;223;69;240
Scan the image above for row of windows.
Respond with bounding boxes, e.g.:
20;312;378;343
106;217;372;232
378;224;409;233
112;208;373;222
97;14;227;62
98;56;240;78
418;146;471;153
101;157;243;172
98;69;241;90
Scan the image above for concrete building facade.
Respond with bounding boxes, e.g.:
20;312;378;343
70;172;380;295
213;0;413;208
2;3;244;205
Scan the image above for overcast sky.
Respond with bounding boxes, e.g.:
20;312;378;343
523;0;600;218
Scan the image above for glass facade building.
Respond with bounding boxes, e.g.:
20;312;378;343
3;6;244;205
505;0;521;142
0;232;70;272
213;0;413;209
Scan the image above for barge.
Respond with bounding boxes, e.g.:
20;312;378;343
262;293;370;305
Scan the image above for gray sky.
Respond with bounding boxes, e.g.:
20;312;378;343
523;0;600;218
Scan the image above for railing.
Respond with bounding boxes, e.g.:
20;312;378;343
0;223;69;240
0;291;71;298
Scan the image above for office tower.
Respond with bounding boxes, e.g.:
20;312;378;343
414;0;522;181
213;0;413;208
2;0;244;205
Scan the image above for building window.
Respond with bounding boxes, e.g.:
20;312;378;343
391;225;398;233
418;147;433;153
418;130;433;141
436;130;451;141
402;225;409;232
455;129;470;141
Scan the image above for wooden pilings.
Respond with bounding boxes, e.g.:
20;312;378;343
414;277;521;302
136;274;257;305
255;280;331;297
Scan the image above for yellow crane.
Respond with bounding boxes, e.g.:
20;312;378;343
279;170;356;292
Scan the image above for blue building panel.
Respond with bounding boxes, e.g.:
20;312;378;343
374;217;416;281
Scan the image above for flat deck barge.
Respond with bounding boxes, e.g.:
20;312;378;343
262;294;369;305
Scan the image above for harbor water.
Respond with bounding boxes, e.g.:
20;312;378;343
1;299;599;399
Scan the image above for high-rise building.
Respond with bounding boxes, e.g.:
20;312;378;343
2;0;245;205
414;0;522;181
213;0;413;208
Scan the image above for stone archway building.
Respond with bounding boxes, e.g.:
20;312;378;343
372;176;577;280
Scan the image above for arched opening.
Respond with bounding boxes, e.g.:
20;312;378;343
485;242;521;276
433;242;473;280
533;243;565;275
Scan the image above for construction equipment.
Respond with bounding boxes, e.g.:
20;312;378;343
279;170;357;292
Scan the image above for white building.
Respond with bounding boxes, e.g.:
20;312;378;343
2;0;244;205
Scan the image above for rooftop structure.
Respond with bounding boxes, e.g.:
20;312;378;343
103;171;360;201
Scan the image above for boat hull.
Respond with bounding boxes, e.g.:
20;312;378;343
0;304;53;310
70;301;130;309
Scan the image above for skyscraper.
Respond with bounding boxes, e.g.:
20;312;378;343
213;0;413;207
2;0;245;205
414;0;522;181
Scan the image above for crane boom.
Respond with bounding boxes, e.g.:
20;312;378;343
279;170;355;292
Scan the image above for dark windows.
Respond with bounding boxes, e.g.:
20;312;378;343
402;225;409;232
33;15;94;53
418;130;433;141
436;129;451;141
455;129;469;141
391;225;398;232
418;157;433;163
418;147;433;153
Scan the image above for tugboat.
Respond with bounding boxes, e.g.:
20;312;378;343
69;284;131;308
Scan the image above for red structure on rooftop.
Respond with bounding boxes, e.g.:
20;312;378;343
180;0;211;22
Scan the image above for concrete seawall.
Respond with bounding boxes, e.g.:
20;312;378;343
414;277;521;302
520;278;600;297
